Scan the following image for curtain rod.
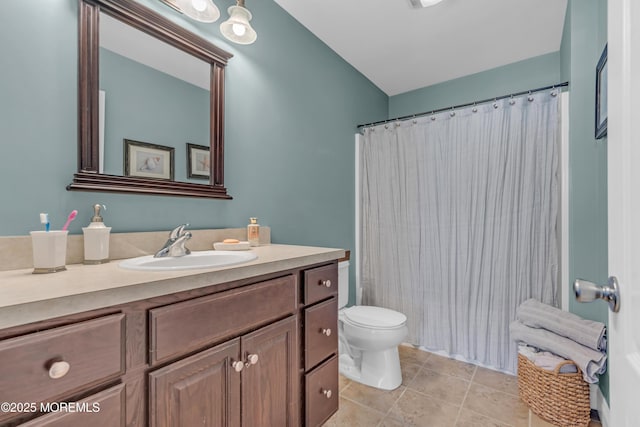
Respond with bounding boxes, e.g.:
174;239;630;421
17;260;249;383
357;81;569;129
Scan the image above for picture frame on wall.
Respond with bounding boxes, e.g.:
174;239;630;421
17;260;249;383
124;139;174;180
187;143;211;179
595;44;608;139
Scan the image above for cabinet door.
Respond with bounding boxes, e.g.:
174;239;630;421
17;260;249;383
149;339;242;427
241;316;299;427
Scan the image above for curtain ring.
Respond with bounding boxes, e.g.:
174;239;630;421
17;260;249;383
430;111;436;121
509;95;516;106
550;86;558;97
395;121;401;128
493;98;499;109
449;107;455;117
472;102;478;113
528;91;534;102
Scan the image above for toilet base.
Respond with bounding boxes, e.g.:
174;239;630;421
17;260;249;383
338;346;403;390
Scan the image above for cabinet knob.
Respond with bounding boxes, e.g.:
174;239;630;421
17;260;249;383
319;279;332;288
321;328;332;337
48;360;71;379
322;389;332;399
232;360;244;373
245;353;259;367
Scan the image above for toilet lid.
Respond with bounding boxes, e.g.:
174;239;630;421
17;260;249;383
343;306;407;329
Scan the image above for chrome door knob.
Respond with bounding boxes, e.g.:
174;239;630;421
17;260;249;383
574;276;620;312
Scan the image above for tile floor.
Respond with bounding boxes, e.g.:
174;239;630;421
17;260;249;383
325;345;602;427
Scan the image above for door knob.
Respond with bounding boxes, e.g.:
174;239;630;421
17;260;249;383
232;360;244;372
319;279;332;288
574;276;620;312
245;353;259;367
47;360;71;379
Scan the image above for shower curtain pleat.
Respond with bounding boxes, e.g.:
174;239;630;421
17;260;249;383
360;93;559;373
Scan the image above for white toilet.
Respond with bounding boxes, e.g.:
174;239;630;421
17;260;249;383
337;261;408;390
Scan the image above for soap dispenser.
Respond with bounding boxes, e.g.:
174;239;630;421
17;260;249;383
82;204;111;264
247;217;260;247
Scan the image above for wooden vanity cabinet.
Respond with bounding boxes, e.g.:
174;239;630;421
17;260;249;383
0;314;126;426
0;260;339;427
148;274;299;427
302;264;339;427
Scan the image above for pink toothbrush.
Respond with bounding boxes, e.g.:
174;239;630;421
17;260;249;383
62;210;78;231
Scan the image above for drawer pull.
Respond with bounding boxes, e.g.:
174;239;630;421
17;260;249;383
48;360;71;379
322;389;332;399
245;353;259;367
232;360;244;373
321;328;332;337
319;279;332;288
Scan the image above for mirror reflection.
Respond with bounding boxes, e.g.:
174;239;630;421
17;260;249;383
99;13;210;182
69;0;232;199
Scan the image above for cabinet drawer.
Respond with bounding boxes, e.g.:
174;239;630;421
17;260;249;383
21;384;125;427
305;355;339;427
304;297;338;371
150;275;297;365
0;314;125;407
303;264;338;305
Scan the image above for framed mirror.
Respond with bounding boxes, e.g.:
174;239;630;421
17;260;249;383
68;0;233;199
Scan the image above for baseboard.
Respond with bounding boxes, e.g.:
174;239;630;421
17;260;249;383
590;383;610;427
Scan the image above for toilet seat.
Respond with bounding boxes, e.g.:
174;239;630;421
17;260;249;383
343;306;406;330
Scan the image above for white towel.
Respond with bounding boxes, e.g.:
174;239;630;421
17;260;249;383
516;298;607;351
510;320;606;383
517;344;578;373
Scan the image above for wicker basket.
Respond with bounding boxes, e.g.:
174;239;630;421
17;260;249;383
517;353;591;427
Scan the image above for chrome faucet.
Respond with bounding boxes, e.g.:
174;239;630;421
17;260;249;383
154;224;192;258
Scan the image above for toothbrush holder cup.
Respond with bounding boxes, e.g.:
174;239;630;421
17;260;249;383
30;230;69;274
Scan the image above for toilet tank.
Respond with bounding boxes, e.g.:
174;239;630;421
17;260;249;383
338;261;349;308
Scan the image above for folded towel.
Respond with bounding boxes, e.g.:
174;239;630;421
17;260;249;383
535;353;578;373
510;320;606;383
517;298;607;351
517;344;578;373
517;344;539;360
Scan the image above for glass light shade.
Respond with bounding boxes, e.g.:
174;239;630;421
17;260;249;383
176;0;220;23
419;0;444;6
220;5;257;45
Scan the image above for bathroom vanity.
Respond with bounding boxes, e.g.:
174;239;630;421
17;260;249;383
0;244;342;426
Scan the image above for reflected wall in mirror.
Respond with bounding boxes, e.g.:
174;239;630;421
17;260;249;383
69;0;233;199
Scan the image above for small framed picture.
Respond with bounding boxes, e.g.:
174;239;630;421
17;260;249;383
595;44;608;139
187;143;211;179
124;139;174;180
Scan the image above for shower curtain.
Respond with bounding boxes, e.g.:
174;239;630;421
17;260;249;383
359;91;559;373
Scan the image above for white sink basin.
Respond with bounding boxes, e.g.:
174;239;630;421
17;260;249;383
119;250;258;271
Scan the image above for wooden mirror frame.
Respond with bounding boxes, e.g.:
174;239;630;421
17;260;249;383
68;0;233;199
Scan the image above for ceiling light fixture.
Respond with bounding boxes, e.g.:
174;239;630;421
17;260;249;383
220;0;257;45
176;0;220;23
409;0;444;8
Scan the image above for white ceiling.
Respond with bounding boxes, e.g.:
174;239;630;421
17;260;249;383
273;0;568;96
101;13;210;90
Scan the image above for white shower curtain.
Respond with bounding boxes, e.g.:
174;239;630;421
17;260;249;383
359;91;559;373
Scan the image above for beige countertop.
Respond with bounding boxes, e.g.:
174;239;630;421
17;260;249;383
0;244;344;329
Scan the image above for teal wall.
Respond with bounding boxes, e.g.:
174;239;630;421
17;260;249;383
0;0;387;282
389;52;561;118
0;0;611;398
562;0;609;401
100;48;210;181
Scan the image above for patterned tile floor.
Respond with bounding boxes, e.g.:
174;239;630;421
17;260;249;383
325;345;602;427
